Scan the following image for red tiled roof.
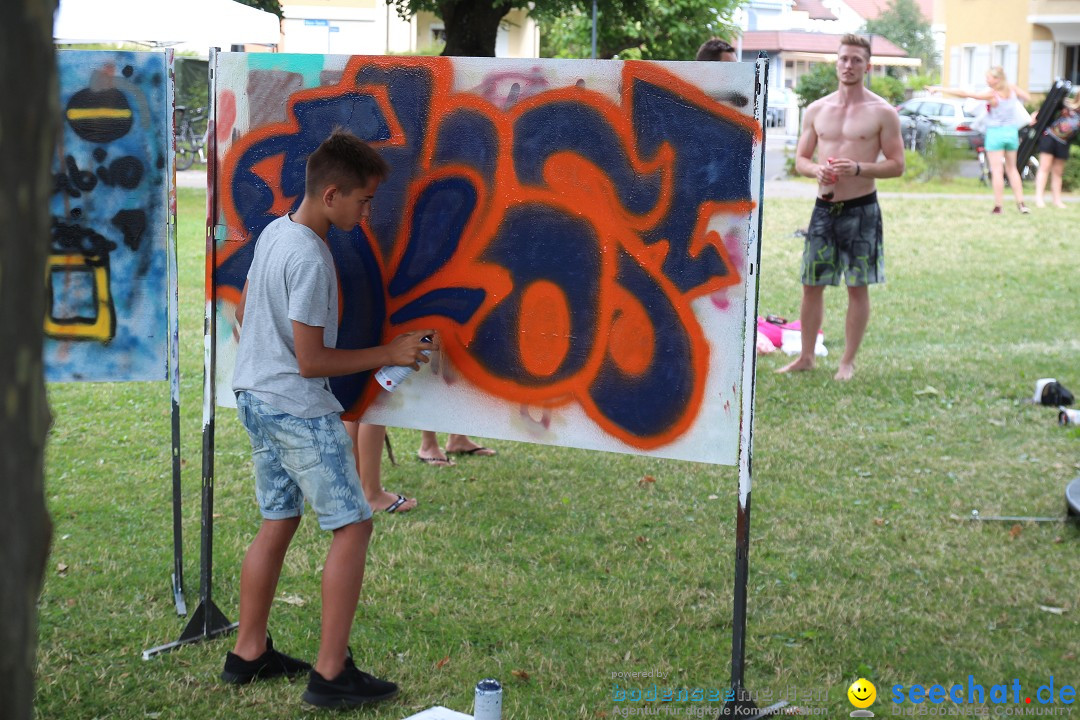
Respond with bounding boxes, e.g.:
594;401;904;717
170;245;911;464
740;30;909;57
793;0;838;21
843;0;933;22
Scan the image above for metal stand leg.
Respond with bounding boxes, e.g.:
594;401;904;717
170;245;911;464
722;493;788;720
143;415;236;660
170;395;186;617
143;47;235;661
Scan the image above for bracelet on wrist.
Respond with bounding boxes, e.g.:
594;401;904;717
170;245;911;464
855;162;861;176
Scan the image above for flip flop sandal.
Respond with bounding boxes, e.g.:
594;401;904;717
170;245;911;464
416;454;455;467
385;494;411;513
447;447;496;457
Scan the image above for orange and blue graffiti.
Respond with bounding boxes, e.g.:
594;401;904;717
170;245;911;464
214;54;760;456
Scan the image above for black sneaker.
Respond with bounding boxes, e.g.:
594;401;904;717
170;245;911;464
301;653;399;708
221;635;312;685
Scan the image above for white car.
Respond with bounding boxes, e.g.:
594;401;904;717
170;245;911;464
896;96;982;152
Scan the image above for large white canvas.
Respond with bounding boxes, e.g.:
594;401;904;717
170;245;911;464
211;53;764;465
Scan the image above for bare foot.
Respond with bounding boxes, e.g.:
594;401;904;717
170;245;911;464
1035;199;1046;208
834;363;855;381
417;437;454;466
777;357;815;374
1054;202;1068;209
370;490;417;513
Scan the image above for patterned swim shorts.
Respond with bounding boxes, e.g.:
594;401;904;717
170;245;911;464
801;191;884;287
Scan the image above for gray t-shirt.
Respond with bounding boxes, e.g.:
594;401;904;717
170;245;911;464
232;214;343;418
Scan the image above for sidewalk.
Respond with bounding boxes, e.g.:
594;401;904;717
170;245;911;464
177;169;206;189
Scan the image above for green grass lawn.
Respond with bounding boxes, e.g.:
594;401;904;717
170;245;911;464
36;188;1080;719
876;175;989;194
792;172;1072;197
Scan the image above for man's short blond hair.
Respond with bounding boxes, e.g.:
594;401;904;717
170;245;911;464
839;33;871;59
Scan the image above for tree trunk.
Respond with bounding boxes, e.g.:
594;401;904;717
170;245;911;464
438;0;512;57
0;1;57;718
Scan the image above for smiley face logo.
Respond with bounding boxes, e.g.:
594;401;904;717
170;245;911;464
848;678;877;709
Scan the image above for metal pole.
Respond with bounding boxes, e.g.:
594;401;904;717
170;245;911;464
591;0;597;59
723;53;786;720
729;54;768;703
144;47;236;660
165;49;186;619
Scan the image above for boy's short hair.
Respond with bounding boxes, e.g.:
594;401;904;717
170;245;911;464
839;33;872;59
305;129;390;196
696;37;737;61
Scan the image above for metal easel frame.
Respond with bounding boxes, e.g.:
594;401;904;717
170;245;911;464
144;54;778;688
723;53;786;720
144;47;236;660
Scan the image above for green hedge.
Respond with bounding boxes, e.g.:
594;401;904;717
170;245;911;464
1062;144;1080;191
903;149;927;181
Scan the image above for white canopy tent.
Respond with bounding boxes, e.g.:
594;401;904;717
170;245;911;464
54;0;280;55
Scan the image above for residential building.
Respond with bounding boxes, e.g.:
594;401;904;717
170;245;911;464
740;31;914;89
942;0;1080;92
280;0;539;58
738;0;928;86
735;0;928;132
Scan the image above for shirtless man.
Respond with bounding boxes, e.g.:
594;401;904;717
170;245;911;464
777;34;904;381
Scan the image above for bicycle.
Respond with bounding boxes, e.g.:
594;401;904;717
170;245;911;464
175;105;207;171
976;143;1038;187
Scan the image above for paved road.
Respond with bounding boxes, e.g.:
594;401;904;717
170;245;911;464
177;169;206;189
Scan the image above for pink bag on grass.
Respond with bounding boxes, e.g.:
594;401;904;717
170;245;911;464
756;316;826;356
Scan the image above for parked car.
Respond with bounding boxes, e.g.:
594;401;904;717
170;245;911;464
896;96;982;153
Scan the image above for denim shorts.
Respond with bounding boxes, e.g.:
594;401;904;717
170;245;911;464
235;390;371;530
984;125;1020;152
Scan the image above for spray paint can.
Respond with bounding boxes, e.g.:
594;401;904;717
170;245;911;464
474;678;502;720
373;336;432;392
1059;408;1080;426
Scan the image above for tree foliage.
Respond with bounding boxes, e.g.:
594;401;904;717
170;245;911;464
392;0;521;56
864;0;938;74
234;0;283;20
1062;144;1080;191
795;63;906;108
390;0;742;59
870;74;905;105
538;0;742;61
794;62;837;108
902;70;942;91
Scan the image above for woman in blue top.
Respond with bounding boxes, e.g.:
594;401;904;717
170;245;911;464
929;66;1033;214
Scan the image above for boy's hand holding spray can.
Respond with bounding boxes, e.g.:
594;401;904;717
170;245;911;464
375;332;437;391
